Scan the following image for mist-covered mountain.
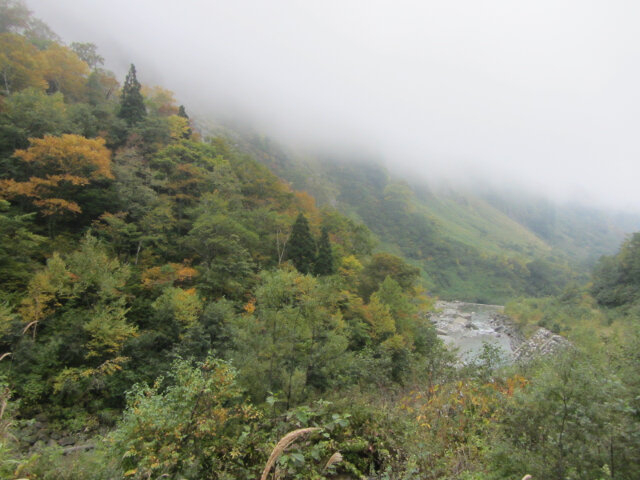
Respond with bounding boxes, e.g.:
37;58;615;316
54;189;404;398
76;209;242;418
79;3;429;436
3;3;640;479
199;125;640;303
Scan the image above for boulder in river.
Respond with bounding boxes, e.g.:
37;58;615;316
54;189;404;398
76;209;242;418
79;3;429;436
513;328;571;362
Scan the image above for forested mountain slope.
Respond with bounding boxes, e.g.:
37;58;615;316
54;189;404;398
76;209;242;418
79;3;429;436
0;3;639;479
0;6;452;477
480;188;640;265
196;129;639;303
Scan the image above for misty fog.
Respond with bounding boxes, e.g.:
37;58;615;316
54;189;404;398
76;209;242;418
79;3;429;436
27;0;640;209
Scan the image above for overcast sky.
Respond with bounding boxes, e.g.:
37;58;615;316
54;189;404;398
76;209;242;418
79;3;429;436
28;0;640;209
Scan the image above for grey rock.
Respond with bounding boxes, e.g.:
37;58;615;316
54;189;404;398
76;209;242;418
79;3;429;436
58;436;76;447
63;444;95;455
514;328;571;362
31;440;46;451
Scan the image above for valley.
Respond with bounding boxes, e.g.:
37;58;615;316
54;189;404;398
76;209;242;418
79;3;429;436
429;301;519;361
1;1;639;478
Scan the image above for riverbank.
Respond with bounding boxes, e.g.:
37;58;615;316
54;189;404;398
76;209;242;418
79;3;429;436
428;301;523;361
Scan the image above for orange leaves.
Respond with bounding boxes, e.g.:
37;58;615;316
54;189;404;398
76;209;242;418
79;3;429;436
1;175;88;215
176;265;198;282
140;266;174;289
398;374;530;446
282;190;322;226
33;197;82;216
493;374;528;397
0;178;32;197
141;262;198;289
1;134;112;216
15;134;112;179
33;174;89;186
1;174;86;194
243;298;256;314
293;191;317;214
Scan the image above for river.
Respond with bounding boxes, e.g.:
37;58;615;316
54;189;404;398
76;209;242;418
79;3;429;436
429;301;521;362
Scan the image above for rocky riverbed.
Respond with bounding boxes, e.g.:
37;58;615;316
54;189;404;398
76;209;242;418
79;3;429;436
428;301;522;361
428;301;571;363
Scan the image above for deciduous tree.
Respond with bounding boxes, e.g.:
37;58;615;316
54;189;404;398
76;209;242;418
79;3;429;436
0;88;71;156
40;43;89;101
15;234;135;407
229;270;348;406
359;252;420;300
110;356;258;480
70;42;104;70
1;134;112;217
0;0;30;34
0;32;46;95
0;199;43;291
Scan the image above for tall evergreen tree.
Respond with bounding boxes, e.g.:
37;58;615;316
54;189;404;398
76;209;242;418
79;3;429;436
118;64;146;126
178;104;192;138
314;226;334;275
287;213;316;274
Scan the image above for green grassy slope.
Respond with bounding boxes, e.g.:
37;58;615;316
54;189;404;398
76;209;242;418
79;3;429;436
412;184;550;258
481;189;640;265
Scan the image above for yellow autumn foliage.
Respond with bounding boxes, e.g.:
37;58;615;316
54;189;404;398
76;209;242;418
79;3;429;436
14;134;112;179
0;134;112;216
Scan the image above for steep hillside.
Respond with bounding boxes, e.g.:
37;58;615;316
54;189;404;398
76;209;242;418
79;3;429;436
0;9;447;477
2;3;640;479
480;189;640;265
192;132;559;302
411;183;550;258
195;129;639;303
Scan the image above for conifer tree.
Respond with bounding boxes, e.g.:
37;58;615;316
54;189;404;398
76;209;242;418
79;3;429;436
178;105;192;138
287;213;316;274
314;226;334;275
118;64;146;126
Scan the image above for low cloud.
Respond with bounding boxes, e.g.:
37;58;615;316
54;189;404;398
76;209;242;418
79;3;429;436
28;0;640;209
